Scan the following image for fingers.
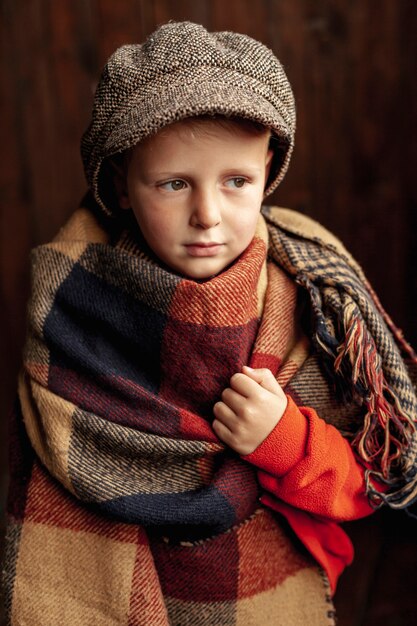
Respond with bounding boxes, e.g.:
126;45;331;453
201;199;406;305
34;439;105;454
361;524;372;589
212;401;238;446
212;367;287;456
221;385;247;413
227;372;254;397
241;366;283;396
221;369;284;410
228;370;275;397
212;399;255;456
213;400;237;426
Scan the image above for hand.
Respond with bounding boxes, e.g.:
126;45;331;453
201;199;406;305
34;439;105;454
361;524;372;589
212;366;287;455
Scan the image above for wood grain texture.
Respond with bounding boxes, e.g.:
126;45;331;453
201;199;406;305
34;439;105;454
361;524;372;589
1;1;416;623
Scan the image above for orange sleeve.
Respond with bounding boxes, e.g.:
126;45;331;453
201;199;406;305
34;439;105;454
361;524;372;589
243;395;378;593
243;395;373;521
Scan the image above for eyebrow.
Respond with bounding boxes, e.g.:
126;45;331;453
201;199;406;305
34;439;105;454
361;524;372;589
148;166;265;178
223;167;264;174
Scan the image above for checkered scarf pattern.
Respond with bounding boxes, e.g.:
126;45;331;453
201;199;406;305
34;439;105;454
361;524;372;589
3;206;336;625
3;204;416;624
263;206;417;509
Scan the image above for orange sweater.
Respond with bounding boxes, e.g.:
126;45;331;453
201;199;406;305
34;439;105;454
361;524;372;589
244;396;375;593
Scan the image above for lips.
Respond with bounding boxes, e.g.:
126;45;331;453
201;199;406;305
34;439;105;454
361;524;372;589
184;243;224;257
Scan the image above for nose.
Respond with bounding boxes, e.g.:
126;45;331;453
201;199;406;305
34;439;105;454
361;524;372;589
190;188;221;229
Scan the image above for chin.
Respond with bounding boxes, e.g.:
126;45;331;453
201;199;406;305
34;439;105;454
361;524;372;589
178;264;224;281
182;270;219;281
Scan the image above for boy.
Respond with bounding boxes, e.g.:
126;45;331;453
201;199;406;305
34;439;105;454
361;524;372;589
3;21;416;626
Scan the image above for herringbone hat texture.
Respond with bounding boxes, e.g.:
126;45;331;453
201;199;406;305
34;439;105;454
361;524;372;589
81;21;296;216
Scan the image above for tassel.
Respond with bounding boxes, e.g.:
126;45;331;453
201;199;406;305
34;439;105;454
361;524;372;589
267;217;417;510
333;300;415;482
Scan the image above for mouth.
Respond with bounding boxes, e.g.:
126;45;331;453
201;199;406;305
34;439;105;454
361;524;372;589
184;243;224;257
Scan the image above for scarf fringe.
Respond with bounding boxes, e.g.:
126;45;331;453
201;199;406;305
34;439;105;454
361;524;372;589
297;275;417;509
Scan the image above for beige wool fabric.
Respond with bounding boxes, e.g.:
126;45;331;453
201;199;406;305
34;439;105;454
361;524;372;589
81;21;296;216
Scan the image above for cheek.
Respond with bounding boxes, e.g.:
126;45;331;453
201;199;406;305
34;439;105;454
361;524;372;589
229;209;260;241
128;187;172;238
133;208;178;247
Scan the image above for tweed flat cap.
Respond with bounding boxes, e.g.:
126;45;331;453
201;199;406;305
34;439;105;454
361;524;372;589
81;21;296;216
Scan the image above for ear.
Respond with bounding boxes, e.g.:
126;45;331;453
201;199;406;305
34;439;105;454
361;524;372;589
111;159;130;210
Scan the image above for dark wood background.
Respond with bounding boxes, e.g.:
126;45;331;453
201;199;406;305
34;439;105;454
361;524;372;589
1;1;416;624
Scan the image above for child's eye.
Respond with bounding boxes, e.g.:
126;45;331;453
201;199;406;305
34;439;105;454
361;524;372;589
159;180;187;191
225;177;247;189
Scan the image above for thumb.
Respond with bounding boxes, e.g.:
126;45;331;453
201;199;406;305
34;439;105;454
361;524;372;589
242;366;282;395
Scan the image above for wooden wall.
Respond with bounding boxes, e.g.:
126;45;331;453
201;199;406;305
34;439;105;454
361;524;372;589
1;1;416;623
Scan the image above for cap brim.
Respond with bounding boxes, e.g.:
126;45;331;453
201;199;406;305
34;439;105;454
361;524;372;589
93;69;294;214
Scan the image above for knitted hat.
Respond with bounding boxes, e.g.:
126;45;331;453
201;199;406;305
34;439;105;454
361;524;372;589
81;21;296;216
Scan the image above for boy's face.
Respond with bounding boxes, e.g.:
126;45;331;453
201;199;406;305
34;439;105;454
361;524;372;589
119;120;273;280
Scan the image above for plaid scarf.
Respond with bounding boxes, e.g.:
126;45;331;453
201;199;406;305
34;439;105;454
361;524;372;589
3;204;416;625
263;207;417;508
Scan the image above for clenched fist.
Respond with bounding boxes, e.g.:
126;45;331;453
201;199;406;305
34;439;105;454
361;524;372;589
212;366;287;455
